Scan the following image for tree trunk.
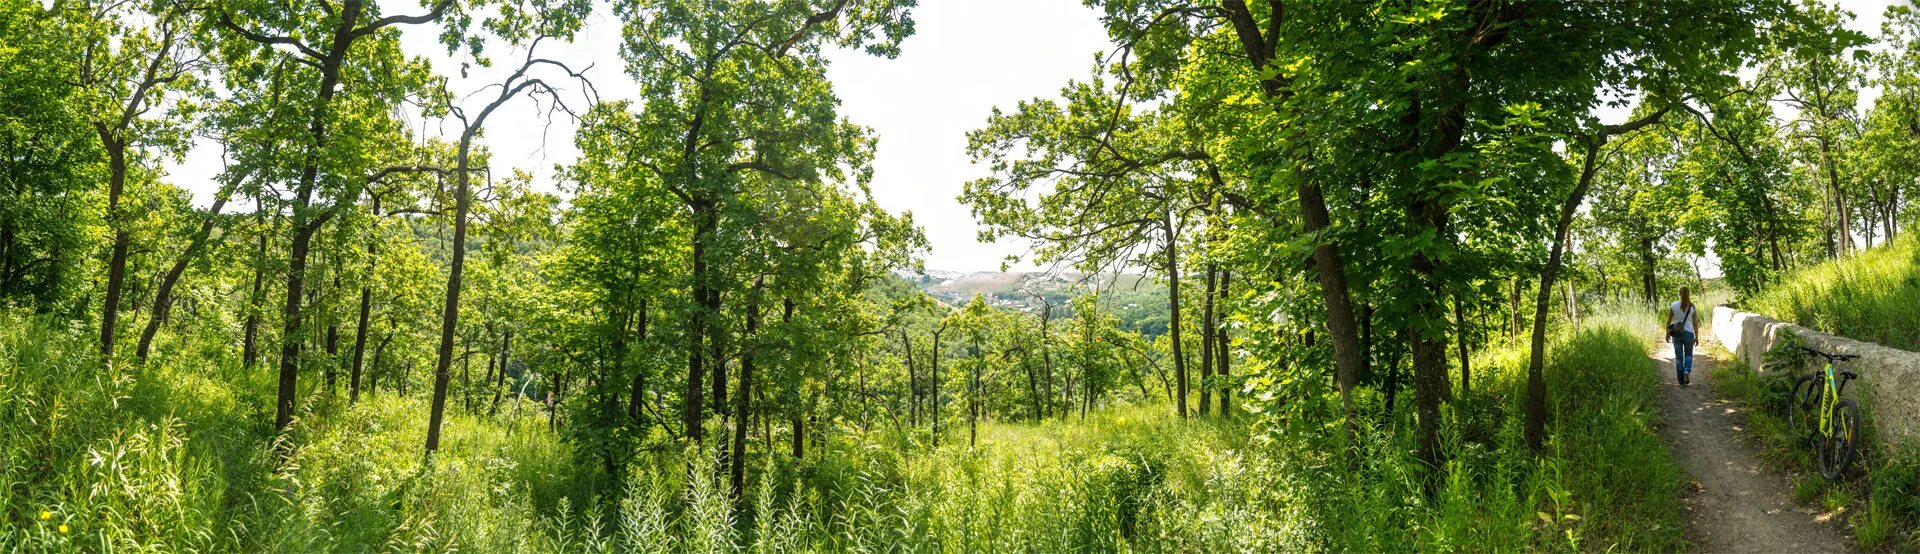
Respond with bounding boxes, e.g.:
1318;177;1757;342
1455;293;1470;396
370;329;392;397
730;281;761;499
628;299;649;420
1298;180;1365;427
1040;302;1054;419
1639;237;1657;305
99;140;131;364
348;192;385;404
490;330;512;415
424;135;474;455
1199;263;1216;416
932;324;945;447
1216;270;1230;415
1164;212;1187;418
1821;139;1851;255
271;2;362;437
969;338;979;448
1508;278;1522;337
1528;136;1604;452
902;330;918;427
683;205;715;442
244;212;265;370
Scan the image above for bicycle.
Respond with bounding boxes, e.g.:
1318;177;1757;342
1786;347;1862;480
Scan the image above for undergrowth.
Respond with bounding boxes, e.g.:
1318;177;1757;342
1;310;1687;552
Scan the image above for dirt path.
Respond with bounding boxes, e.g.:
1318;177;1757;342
1653;337;1854;553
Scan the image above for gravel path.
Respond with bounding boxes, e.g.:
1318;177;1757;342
1653;338;1855;553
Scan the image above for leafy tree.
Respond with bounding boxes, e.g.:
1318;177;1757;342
59;0;207;362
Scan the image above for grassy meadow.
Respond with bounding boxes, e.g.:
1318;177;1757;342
0;306;1688;552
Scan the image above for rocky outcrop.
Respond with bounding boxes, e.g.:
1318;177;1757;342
1713;306;1920;450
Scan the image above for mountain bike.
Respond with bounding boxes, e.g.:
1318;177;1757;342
1786;347;1862;480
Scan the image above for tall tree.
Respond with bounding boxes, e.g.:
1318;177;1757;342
66;0;206;363
609;0;914;443
210;0;453;434
424;4;592;456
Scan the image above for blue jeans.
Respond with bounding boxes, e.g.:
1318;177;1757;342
1673;331;1695;377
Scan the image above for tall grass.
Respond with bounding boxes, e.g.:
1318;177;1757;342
1747;235;1920;350
1290;309;1684;552
2;308;1685;552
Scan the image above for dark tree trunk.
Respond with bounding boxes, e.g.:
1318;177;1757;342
1216;270;1231;415
628;299;649;420
1296;180;1365;429
1639;237;1657;305
244;212;265;370
730;281;761;499
350;197;379;404
1199;263;1216;416
1383;329;1401;417
100;142;130;364
902;330;918;427
1165;212;1187;418
424;138;470;454
1360;303;1375;384
326;274;340;394
1040;302;1054;419
1529;136;1606;452
1455;292;1470;396
683;206;714;442
969;338;979;447
490;330;512;415
932;323;946;446
268;0;365;437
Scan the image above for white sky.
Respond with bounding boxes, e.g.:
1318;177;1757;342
164;0;1902;274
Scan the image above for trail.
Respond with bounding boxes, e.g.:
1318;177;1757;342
1653;336;1854;553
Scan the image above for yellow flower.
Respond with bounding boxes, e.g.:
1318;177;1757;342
38;510;50;521
57;524;69;534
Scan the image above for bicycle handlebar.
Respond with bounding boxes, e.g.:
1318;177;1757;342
1800;347;1860;363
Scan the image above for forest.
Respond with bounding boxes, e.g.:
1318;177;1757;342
4;0;1920;551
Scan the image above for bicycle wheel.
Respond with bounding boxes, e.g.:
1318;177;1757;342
1787;373;1821;442
1819;399;1861;481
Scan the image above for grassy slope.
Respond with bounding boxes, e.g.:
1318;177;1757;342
2;309;1682;552
1747;235;1920;351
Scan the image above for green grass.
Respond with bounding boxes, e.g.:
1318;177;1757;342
1;309;1690;552
1747;235;1920;351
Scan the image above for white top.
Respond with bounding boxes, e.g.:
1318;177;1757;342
1669;301;1697;334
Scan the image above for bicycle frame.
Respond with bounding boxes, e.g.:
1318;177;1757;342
1818;361;1838;439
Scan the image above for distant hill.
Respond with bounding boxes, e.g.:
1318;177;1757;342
907;270;1172;335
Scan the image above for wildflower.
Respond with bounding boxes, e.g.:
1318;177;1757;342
58;524;69;534
38;510;50;521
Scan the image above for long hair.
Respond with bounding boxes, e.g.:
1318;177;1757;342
1679;286;1693;311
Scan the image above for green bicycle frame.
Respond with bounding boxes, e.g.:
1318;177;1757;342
1818;361;1837;438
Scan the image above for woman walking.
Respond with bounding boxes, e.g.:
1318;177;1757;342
1666;286;1700;386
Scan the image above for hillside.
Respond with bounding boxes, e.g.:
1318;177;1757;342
1746;236;1920;351
911;270;1172;333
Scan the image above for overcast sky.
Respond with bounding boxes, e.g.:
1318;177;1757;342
165;0;1903;274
